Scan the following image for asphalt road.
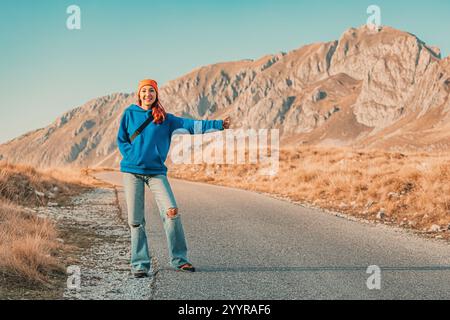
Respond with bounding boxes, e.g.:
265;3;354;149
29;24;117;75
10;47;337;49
94;171;450;300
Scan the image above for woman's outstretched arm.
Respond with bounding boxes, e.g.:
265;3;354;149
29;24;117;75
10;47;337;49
169;114;231;135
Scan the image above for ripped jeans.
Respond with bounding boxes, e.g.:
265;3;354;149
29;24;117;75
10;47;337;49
122;172;190;272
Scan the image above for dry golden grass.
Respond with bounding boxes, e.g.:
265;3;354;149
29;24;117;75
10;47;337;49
0;161;103;286
168;146;450;239
0;162;103;206
0;199;63;284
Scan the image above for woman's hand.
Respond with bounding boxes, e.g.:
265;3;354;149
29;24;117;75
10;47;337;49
223;116;231;129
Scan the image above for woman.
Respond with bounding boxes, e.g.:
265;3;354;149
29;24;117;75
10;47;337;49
117;79;231;278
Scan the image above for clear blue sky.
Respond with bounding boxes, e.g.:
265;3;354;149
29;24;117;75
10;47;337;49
1;0;449;144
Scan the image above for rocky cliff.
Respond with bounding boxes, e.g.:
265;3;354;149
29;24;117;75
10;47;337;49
1;25;449;168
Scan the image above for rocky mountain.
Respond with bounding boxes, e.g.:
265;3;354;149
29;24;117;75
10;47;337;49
1;25;449;168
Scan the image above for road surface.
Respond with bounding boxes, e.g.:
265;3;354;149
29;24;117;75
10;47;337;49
94;171;450;300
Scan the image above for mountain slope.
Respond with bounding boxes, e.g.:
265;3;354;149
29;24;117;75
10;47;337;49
1;25;449;168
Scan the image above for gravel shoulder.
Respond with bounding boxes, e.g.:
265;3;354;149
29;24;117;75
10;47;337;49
35;187;153;300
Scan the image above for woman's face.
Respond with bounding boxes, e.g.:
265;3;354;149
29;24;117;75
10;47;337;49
139;85;157;107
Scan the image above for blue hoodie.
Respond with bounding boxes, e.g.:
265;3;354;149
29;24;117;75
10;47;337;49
117;104;224;175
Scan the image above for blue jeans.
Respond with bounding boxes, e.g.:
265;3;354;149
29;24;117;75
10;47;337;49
122;172;190;272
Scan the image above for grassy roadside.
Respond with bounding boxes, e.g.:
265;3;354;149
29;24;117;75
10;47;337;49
168;146;450;241
4;145;446;297
0;162;113;299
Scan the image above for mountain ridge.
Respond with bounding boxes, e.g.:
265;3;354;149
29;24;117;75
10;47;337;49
1;24;449;168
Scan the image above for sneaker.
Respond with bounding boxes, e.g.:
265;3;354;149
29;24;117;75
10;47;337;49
133;269;149;278
176;263;196;272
